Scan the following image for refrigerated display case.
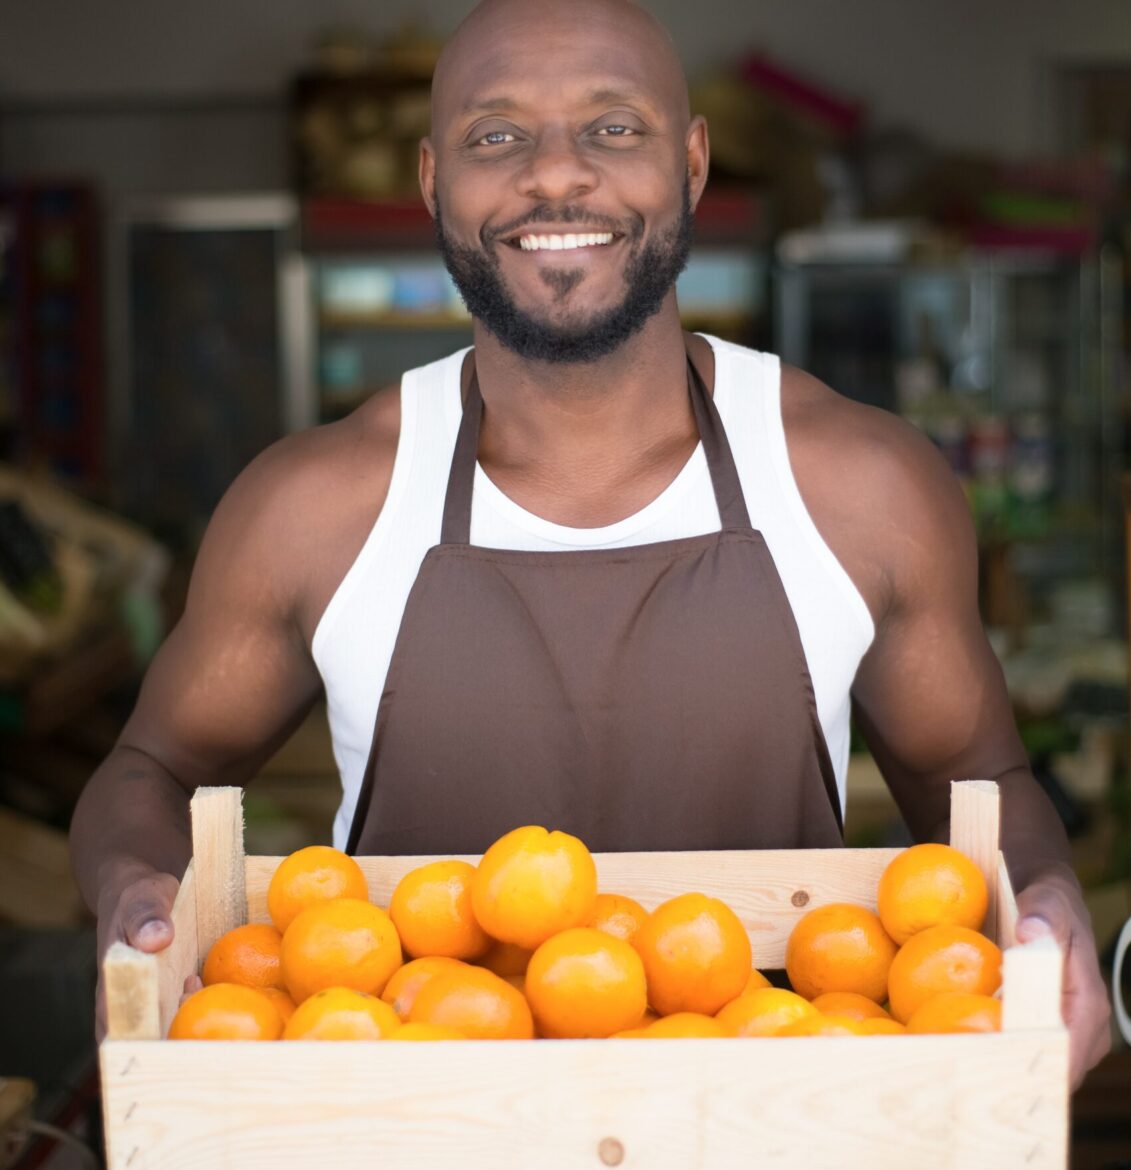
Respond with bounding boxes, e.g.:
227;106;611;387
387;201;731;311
113;195;310;546
774;251;1125;626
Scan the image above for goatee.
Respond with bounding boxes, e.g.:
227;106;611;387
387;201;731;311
435;180;694;364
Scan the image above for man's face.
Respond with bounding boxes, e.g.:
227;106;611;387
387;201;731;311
423;5;706;364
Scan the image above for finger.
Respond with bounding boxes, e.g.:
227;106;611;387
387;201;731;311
120;877;179;952
183;974;204;997
1014;885;1073;947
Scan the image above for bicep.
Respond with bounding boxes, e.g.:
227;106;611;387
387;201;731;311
848;444;1028;840
118;456;323;789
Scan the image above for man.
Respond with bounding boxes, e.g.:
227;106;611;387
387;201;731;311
71;0;1110;1082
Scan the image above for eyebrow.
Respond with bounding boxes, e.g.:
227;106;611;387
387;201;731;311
460;87;654;116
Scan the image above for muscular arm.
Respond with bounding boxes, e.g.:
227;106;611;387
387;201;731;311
784;365;1111;1084
70;436;325;912
844;417;1068;888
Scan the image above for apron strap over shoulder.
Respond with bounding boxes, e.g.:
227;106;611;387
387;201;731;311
440;350;753;545
687;356;752;533
440;369;484;546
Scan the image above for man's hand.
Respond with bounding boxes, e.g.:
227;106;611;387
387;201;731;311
95;865;181;1043
1014;870;1112;1089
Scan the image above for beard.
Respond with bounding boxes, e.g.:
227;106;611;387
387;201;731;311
435;179;694;364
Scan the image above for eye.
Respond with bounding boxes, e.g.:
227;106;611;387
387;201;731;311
476;130;517;146
596;124;636;137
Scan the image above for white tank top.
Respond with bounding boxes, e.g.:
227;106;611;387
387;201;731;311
312;335;875;850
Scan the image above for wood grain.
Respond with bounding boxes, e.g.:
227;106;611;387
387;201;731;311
950;780;1001;942
1003;936;1064;1032
190;787;246;962
99;1030;1069;1170
155;861;200;1039
103;942;159;1041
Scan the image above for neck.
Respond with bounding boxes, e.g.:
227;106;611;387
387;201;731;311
467;298;697;476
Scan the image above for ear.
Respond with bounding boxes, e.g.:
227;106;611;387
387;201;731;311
419;137;438;218
685;116;710;210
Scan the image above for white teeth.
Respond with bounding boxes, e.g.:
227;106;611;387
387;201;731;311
517;232;615;252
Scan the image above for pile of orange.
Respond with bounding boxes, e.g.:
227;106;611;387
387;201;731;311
169;829;1003;1043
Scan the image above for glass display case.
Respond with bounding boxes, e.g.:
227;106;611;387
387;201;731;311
774;252;1124;624
114;195;309;546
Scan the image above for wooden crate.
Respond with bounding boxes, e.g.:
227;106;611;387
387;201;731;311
100;781;1068;1169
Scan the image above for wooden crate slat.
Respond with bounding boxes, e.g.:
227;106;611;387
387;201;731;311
190;787;247;959
996;854;1020;948
1002;936;1064;1032
156;861;201;1038
949;779;1001;941
103;942;160;1041
99;1030;1068;1170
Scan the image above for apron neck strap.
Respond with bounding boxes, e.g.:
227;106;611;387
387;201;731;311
441;347;752;545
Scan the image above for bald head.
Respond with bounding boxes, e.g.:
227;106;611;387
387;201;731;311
430;0;690;140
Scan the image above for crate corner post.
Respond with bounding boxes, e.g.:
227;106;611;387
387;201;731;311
949;779;1001;940
189;786;248;963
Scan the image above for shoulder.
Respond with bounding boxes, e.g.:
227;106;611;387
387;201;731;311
778;364;976;626
192;385;403;640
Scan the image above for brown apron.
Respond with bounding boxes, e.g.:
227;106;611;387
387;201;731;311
346;353;844;856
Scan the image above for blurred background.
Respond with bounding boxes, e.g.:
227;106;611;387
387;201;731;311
0;2;1129;1165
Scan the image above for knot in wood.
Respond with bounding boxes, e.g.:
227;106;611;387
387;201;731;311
598;1137;625;1166
791;890;810;907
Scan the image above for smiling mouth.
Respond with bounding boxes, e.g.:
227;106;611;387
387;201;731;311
512;231;618;252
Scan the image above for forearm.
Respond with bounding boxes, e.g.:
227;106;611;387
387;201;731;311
994;766;1076;893
69;745;194;915
902;762;1080;889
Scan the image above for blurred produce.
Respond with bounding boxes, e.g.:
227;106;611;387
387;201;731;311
0;465;168;690
291;25;443;200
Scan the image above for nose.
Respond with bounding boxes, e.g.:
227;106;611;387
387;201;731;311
516;129;599;203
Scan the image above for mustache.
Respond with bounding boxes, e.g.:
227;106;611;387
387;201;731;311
483;205;642;245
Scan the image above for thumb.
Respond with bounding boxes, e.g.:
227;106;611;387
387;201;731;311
1013;885;1071;947
120;880;178;952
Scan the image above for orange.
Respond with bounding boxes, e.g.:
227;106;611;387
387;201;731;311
280;898;402;1003
267;845;369;933
201;923;284;990
260;987;297;1023
810;992;892;1021
776;1014;868;1037
715;987;818;1037
742;969;772;994
168;983;283;1041
887;925;1002;1024
906;991;1002;1034
525;927;648;1039
477;940;534;977
857;1017;907;1035
389;1022;468;1040
409;965;535;1040
586;893;649;944
381;956;468;1020
785;903;896;1003
633;893;751;1016
641;1012;733;1038
471;826;598;949
389;859;492;960
282;987;401;1040
877;843;988;945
